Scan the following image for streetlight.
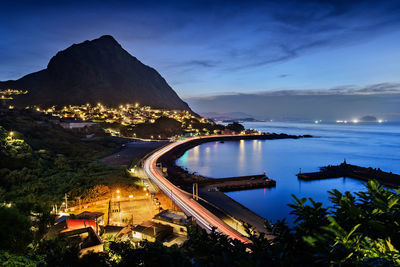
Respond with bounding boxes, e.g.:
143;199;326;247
9;131;14;137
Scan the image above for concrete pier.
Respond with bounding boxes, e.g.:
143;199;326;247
204;174;276;192
297;161;400;187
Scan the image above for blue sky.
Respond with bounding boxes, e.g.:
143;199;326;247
1;0;400;98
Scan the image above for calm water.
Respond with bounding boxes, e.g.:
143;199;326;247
176;122;400;224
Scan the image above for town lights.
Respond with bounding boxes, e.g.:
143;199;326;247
116;189;120;194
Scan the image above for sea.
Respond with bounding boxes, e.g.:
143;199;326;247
176;122;400;224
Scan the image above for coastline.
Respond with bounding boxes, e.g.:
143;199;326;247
158;133;311;166
155;133;311;235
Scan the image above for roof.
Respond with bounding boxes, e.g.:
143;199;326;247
60;227;103;249
45;221;67;238
55;215;68;225
104;225;125;235
132;221;172;238
76;211;104;220
60;219;98;233
153;209;189;225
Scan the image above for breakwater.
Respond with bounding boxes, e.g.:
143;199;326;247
297;161;400;187
204;174;276;192
158;133;310;190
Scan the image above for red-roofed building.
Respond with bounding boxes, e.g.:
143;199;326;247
61;219;98;233
76;211;104;225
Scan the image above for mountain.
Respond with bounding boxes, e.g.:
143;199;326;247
200;111;262;122
0;35;191;111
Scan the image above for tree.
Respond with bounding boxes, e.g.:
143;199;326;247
225;122;245;133
0;205;32;253
2;179;400;266
133;117;183;138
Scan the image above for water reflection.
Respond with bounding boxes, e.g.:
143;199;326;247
176;123;400;223
238;140;245;173
193;145;199;160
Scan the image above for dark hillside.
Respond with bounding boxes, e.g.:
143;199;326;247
0;35;191;111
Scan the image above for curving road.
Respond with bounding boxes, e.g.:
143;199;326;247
143;136;250;243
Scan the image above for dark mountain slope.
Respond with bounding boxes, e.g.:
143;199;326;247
0;35;191;111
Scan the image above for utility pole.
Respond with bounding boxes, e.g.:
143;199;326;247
65;193;68;210
171;189;174;210
192;183;199;200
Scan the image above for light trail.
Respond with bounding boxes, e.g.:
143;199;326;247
143;136;250;243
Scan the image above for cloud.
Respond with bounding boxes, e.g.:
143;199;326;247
169;59;220;69
1;0;400;88
265;83;400;96
187;82;400;99
185;82;400;122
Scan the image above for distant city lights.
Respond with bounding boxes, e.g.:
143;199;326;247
336;119;386;124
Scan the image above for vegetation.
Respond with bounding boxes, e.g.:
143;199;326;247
0;109;139;204
0;108;142;250
3;109;398;266
226;122;245;133
121;117;183;139
119;117;244;139
1;180;399;266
